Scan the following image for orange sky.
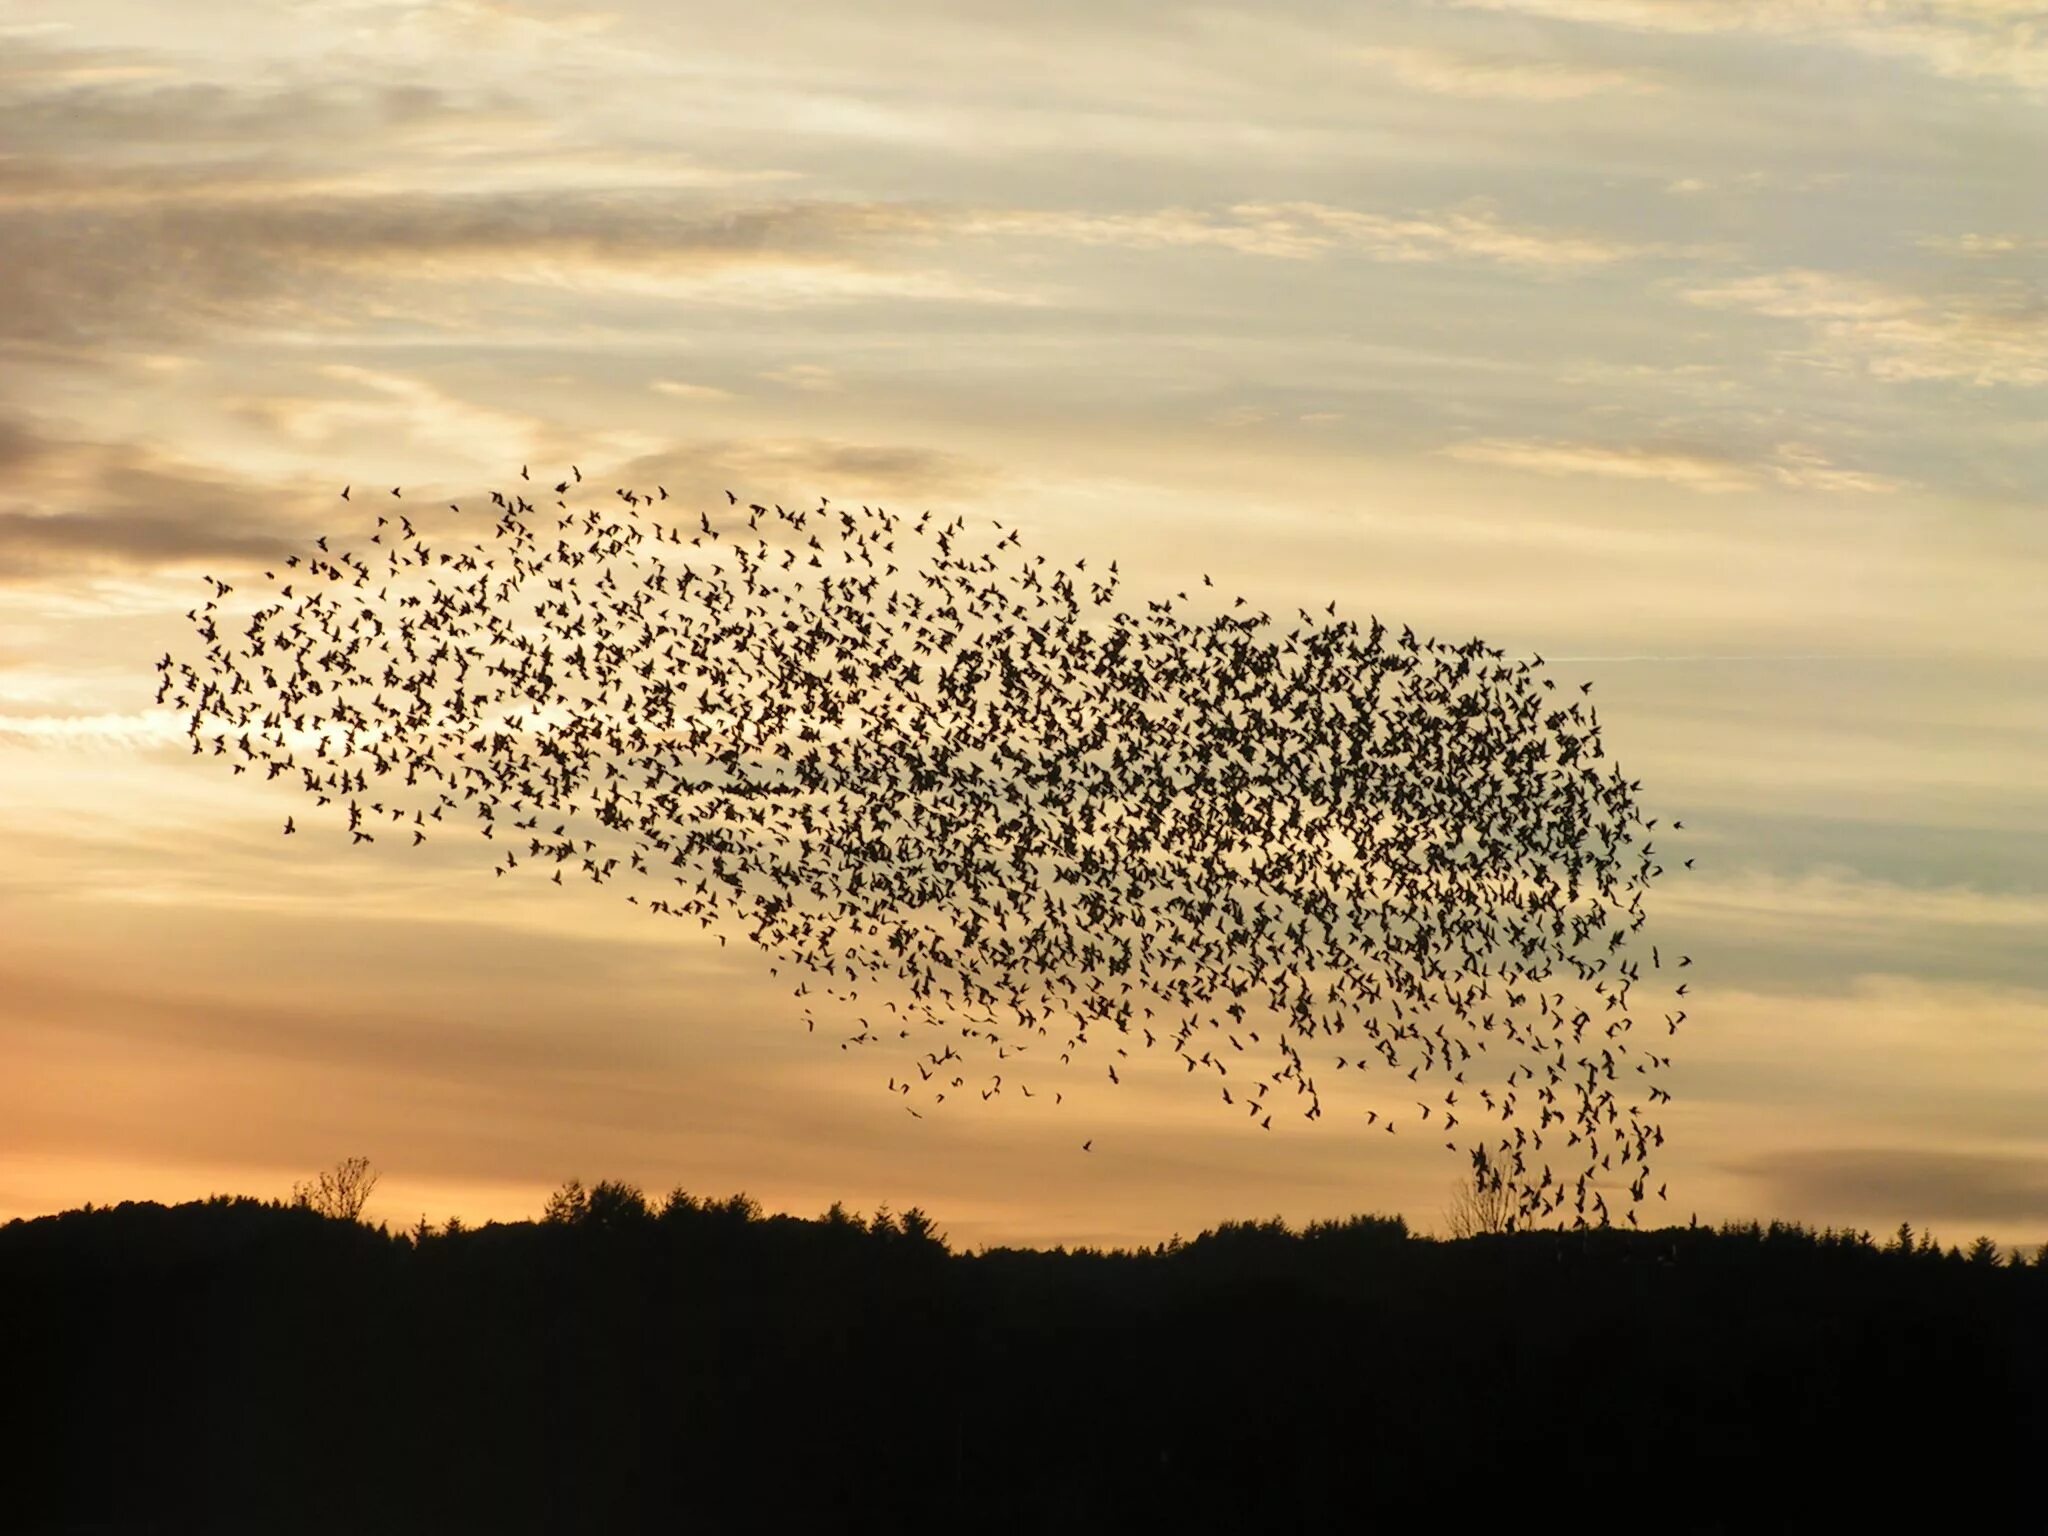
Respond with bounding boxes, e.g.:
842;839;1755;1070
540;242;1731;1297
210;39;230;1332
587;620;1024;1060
3;1;2045;1251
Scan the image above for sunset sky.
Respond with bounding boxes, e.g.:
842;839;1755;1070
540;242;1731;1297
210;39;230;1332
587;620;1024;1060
4;0;2044;1252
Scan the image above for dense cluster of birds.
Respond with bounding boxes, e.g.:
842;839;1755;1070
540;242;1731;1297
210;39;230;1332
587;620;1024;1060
161;468;1694;1227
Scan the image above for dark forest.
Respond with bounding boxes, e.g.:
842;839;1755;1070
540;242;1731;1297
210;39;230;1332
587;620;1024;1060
6;1185;2041;1533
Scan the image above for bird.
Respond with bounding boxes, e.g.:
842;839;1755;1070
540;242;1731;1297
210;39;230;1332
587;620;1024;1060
167;461;1686;1232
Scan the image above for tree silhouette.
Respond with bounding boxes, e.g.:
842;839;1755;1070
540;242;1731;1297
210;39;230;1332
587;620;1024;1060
545;1178;584;1223
1443;1165;1517;1238
291;1155;379;1222
1;1185;2039;1531
583;1179;652;1229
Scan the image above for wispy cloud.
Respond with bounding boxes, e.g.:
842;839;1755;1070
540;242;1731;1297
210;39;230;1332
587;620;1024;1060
0;189;1047;350
650;380;734;401
0;711;184;749
1444;438;1754;492
228;365;547;464
1916;233;2048;257
1765;442;1904;494
1440;435;1899;494
1447;0;2048;90
957;201;1667;269
1684;269;2048;386
1728;1146;2048;1226
1353;43;1660;99
1663;868;2048;935
617;436;995;502
0;413;304;580
758;363;840;392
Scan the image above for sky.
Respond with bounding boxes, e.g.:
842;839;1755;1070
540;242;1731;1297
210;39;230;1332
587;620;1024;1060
3;0;2044;1252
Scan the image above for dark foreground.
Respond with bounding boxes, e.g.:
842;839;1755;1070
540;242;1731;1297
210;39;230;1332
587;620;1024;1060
5;1192;2042;1533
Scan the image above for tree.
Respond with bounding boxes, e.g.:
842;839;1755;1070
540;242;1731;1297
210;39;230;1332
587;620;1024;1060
583;1179;651;1229
896;1206;946;1249
1443;1165;1516;1238
543;1178;589;1224
544;1178;651;1227
291;1156;379;1222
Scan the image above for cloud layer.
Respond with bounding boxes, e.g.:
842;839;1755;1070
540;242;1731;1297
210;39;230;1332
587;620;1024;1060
0;0;2041;1248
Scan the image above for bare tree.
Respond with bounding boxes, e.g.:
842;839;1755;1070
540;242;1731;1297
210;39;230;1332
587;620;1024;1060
1443;1164;1516;1238
292;1156;380;1222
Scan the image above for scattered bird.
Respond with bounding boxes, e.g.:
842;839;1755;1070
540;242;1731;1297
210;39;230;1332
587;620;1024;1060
164;466;1688;1228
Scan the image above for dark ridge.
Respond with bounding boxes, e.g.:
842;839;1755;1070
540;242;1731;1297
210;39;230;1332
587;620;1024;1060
5;1190;2041;1533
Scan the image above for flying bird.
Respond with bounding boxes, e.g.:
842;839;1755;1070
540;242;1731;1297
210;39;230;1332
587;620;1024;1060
165;467;1684;1230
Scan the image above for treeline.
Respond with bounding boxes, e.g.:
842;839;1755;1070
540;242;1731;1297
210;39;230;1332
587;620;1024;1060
4;1187;2042;1532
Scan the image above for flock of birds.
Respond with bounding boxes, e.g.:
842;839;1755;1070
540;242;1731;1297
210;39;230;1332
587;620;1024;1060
161;468;1694;1228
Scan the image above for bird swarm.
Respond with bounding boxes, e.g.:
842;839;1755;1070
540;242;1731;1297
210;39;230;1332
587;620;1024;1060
162;473;1693;1228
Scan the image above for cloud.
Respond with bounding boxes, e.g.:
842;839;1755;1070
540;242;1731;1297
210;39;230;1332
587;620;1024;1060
1916;233;2044;257
956;201;1665;269
0;188;1043;353
1683;268;2048;386
1443;437;1750;493
1765;442;1904;494
759;364;839;392
1446;0;2048;90
0;41;1677;357
0;509;284;580
1726;1147;2048;1226
0;712;184;750
1662;867;2048;936
1353;43;1660;100
617;436;995;504
1681;268;1919;323
1444;433;1904;494
650;380;734;401
0;414;306;581
227;365;548;465
1208;406;1272;429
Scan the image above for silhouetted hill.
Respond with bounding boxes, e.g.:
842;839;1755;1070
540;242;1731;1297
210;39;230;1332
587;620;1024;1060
4;1189;2041;1533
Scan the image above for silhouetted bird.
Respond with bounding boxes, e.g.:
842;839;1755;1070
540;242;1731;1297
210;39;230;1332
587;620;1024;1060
164;466;1688;1229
